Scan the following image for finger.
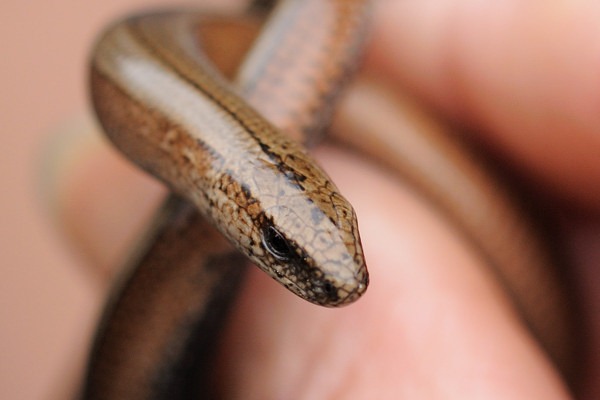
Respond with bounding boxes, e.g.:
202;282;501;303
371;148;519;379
49;107;570;397
45;115;165;282
50;113;570;398
366;0;600;209
215;145;570;399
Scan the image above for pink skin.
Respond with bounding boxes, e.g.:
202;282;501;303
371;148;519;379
55;1;600;398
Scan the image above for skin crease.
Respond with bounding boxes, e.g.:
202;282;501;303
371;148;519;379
53;0;600;398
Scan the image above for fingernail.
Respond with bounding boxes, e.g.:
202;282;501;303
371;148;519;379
39;113;104;217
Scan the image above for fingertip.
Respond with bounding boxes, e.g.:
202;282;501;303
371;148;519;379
41;114;165;280
216;144;570;399
365;0;600;210
39;114;99;218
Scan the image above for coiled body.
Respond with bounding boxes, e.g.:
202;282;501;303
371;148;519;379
83;0;575;398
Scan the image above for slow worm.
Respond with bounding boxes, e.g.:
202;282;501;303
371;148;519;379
82;0;577;398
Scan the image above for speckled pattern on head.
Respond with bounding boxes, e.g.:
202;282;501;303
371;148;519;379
90;0;371;306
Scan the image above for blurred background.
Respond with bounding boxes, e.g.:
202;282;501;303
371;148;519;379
2;2;117;398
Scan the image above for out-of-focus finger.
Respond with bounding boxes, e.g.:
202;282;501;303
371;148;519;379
43;115;165;282
215;145;570;399
366;0;600;209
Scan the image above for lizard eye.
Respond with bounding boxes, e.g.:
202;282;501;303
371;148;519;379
262;225;294;261
323;281;335;296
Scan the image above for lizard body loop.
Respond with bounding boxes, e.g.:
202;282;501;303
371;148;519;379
83;1;576;398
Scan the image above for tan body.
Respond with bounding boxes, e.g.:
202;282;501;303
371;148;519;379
83;0;575;398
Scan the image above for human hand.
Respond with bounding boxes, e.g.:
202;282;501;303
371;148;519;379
54;1;600;398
